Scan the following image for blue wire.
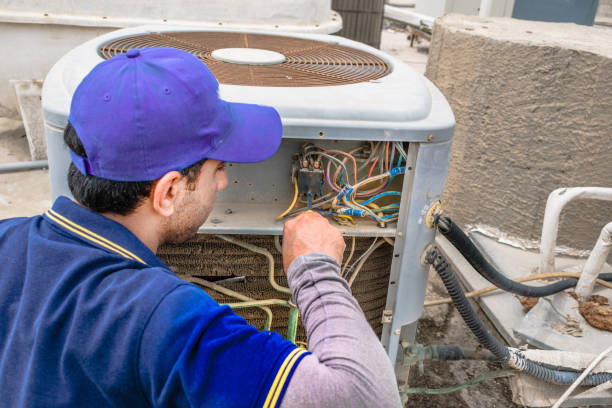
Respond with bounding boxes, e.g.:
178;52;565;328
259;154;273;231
315;208;333;216
307;191;312;210
360;191;402;206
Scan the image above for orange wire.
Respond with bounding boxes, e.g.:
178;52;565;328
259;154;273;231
384;142;390;172
367;157;379;178
322;148;358;185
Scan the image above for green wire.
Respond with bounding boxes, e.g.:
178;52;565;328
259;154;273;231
400;369;514;397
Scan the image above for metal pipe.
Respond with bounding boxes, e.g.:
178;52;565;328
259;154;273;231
187;276;274;331
539;188;612;275
575;222;612;300
0;160;48;174
224;299;291;308
215;234;292;295
287;306;299;344
479;0;495;17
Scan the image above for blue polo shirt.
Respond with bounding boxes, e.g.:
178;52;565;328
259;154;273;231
0;196;307;407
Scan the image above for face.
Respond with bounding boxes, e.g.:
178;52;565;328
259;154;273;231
162;159;228;243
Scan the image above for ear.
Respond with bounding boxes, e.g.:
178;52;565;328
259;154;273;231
150;171;183;217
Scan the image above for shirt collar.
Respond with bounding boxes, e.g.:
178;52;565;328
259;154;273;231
44;196;169;269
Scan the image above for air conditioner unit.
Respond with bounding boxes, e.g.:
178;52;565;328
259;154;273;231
42;26;455;375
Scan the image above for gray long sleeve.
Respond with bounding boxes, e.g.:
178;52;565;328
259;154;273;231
279;252;402;408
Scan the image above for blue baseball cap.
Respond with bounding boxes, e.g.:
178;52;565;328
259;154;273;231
68;47;282;181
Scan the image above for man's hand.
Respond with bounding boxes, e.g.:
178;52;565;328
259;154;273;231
282;212;346;272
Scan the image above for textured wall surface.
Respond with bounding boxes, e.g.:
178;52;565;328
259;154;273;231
426;15;612;252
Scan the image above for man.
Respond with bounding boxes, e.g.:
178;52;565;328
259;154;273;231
0;47;401;407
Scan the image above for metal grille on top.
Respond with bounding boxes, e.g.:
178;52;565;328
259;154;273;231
99;32;391;87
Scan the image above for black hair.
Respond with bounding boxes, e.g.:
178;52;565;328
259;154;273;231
64;122;206;215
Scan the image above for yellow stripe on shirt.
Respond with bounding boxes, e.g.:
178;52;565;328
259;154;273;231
45;211;146;265
47;209;146;264
263;348;307;408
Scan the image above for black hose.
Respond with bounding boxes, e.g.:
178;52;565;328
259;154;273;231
425;248;612;386
425;250;509;360
435;216;612;297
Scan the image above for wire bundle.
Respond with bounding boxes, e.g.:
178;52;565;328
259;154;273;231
277;142;407;226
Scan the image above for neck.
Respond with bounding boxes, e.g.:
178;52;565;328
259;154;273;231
101;209;162;254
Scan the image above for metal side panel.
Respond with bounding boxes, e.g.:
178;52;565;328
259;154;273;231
380;139;452;366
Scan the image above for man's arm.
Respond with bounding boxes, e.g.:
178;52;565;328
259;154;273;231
279;213;402;408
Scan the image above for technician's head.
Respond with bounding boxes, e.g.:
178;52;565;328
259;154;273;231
65;47;282;243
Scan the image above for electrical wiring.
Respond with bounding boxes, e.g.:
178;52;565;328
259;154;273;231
360;191;402;206
395;142;408;160
344;237;378;279
400;369;515;398
306;151;350;182
321;147;358;185
341;236;356;276
187;276;274;331
348;239;388;287
277;177;299;220
280;142;406;227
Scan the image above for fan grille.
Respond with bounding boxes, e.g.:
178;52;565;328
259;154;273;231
99;32;391;87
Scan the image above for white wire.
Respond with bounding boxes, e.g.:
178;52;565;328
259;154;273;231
551;345;612;408
343;238;378;278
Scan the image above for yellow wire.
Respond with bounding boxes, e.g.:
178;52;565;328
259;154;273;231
277;177;299;220
336;214;354;223
424;272;612;307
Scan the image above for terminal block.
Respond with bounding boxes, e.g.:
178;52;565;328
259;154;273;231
292;144;324;198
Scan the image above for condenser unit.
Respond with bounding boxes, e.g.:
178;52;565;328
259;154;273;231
42;26;455;375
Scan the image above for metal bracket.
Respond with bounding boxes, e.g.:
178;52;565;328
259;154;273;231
425;200;442;228
381;309;393;324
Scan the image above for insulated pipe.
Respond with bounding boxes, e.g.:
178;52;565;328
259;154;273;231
479;0;495;17
425;248;612;386
575;222;612;300
0;160;48;174
436;216;612;297
539;188;612;275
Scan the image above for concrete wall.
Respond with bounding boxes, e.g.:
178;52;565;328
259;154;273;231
426;15;612;253
0;22;115;118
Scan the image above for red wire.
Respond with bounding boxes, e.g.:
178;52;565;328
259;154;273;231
368;157;379;178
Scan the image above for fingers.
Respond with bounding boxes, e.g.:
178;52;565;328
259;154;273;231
282;212;346;272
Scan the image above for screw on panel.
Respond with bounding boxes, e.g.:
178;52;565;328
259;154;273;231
318;131;325;137
381;309;393;324
394;329;401;335
225;209;233;215
427;134;434;142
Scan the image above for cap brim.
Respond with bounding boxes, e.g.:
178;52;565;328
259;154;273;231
205;101;282;164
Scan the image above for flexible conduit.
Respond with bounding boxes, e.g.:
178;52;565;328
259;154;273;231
424;249;612;385
435;216;612;297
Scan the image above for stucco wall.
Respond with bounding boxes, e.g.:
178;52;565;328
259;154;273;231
426;15;612;253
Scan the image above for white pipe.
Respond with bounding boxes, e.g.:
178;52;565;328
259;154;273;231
539;187;612;275
552;345;612;408
479;0;494;17
575;222;612;300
